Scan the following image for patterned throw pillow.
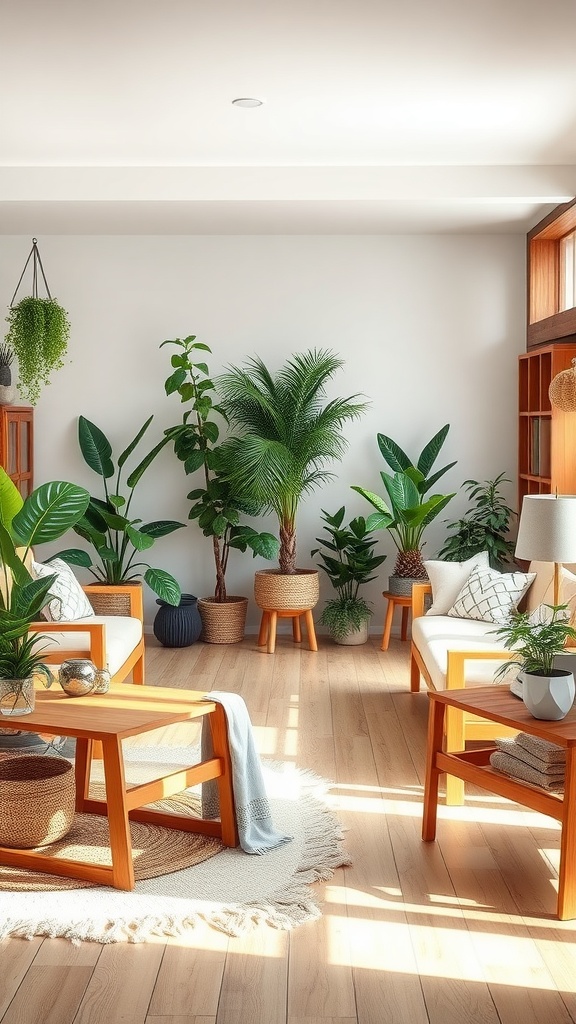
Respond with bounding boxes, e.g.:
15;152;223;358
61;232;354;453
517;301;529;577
424;551;490;615
447;566;536;625
32;559;95;622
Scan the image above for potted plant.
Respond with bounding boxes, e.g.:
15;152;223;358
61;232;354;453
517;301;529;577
0;342;15;405
5;240;70;406
311;506;386;644
216;349;368;616
161;335;280;643
352;425;456;595
493;604;576;720
438;473;516;570
0;466;90;715
53;416;184;606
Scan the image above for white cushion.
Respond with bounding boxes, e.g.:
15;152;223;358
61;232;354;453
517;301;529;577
424;552;490;615
447;567;535;625
412;614;513;691
39;616;143;677
32;558;95;622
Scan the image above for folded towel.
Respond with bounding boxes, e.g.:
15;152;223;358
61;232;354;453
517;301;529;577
515;732;566;766
201;691;293;855
490;750;565;792
494;737;566;776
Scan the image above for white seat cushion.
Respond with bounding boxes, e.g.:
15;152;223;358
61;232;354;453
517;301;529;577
39;616;143;677
412;614;513;691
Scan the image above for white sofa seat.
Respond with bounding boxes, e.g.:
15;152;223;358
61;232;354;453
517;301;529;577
39;616;143;678
411;614;512;691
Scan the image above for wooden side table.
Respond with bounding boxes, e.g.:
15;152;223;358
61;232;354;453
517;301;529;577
381;591;411;650
422;684;576;920
257;608;318;654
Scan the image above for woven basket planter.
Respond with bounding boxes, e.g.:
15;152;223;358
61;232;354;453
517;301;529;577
86;587;136;617
254;569;320;611
198;596;248;644
0;754;76;849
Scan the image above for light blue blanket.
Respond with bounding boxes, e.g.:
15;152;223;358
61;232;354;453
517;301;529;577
201;691;293;855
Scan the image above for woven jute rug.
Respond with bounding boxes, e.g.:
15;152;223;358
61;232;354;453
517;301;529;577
0;747;350;943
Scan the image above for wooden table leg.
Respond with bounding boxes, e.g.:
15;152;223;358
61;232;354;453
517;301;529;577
292;614;302;643
101;736;135;891
400;605;409;641
558;746;576;920
74;737;93;811
267;610;278;653
381;597;395;651
257;611;269;647
304;609;318;651
209;704;239;848
422;697;445;841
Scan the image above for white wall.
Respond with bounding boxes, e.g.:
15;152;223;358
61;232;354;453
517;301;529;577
0;233;526;632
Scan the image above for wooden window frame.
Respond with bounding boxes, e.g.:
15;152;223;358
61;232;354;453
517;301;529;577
528;196;576;349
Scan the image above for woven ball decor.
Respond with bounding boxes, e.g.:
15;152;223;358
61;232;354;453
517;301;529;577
549;359;576;412
0;754;76;849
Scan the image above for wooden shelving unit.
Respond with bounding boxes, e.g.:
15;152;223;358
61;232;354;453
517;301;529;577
528;196;576;349
518;344;576;507
0;405;33;498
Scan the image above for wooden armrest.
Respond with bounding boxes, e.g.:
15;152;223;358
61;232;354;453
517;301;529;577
29;620;106;668
412;583;432;619
446;648;516;689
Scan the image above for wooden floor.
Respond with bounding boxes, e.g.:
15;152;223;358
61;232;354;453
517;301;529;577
3;632;576;1024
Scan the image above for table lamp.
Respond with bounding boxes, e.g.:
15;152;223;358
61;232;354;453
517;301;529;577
515;494;576;606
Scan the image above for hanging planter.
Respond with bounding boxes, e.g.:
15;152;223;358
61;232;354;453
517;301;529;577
5;238;70;405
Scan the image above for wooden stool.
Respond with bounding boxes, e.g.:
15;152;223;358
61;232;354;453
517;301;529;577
257;608;318;654
381;591;412;651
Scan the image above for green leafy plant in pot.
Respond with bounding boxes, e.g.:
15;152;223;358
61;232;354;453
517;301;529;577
438;473;516;570
352;425;456;596
311;506;386;644
493;604;576;720
161;335;280;643
216;349;368;615
53;416;184;605
5;240;70;406
0;466;90;714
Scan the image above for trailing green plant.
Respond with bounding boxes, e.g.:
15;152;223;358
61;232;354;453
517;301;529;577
216;349;368;574
492;604;576;679
53;416;184;604
0;466;90;681
161;335;279;602
311;506;386;640
437;473;516;570
351;425;457;580
5;297;70;405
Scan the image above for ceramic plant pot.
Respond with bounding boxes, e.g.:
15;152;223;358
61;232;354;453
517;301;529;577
522;670;575;721
153;594;203;648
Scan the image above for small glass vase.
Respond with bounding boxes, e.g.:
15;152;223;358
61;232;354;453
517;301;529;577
0;677;35;716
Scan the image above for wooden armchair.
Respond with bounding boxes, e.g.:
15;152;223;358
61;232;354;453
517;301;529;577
29;583;145;685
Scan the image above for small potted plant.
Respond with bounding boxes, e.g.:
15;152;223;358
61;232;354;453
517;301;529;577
438;473;516;570
0;466;90;715
493;604;576;720
53;416;184;606
0;342;15;405
352;425;456;595
311;506;386;644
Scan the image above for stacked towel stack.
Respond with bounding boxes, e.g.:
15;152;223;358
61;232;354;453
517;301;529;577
489;733;566;792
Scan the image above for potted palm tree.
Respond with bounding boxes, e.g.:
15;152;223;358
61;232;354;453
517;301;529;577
216;349;368;616
161;335;280;643
311;506;386;644
352;425;457;595
0;466;90;715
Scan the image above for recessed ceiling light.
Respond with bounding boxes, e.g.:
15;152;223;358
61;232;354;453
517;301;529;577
232;97;263;108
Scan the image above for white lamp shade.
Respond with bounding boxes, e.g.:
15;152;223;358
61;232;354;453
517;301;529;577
515;494;576;564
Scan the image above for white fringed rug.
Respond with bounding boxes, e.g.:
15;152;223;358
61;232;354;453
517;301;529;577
0;747;350;944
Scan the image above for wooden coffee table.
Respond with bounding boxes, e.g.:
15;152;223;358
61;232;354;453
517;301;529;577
422;684;576;920
0;683;238;891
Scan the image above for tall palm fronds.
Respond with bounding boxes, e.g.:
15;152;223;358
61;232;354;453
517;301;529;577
217;349;368;573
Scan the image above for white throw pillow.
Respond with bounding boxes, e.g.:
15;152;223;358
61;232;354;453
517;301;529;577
32;558;95;622
424;551;490;615
447;566;536;625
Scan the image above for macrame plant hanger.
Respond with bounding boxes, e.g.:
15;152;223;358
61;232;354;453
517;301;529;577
10;238;53;307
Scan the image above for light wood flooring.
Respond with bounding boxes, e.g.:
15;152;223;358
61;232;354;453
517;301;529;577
3;632;576;1024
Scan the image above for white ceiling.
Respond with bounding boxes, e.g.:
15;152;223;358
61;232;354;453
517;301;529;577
2;0;576;234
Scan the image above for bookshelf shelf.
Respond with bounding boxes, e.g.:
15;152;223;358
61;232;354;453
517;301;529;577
518;345;576;506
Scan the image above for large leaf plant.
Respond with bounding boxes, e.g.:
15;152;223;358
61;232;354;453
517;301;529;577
0;467;90;681
53;417;184;605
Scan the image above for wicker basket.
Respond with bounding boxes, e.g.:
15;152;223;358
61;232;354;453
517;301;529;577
254;569;320;611
86;588;133;616
0;754;76;848
198;596;248;644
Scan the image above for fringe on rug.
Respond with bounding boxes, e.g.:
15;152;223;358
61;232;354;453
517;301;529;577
0;761;351;944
